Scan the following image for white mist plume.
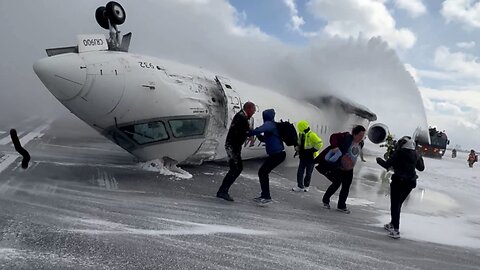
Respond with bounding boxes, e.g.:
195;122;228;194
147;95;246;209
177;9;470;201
0;0;427;139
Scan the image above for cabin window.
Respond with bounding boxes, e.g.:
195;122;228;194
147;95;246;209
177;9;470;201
169;118;206;138
120;121;169;144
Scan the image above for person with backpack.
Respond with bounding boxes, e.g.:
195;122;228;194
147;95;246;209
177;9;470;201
316;125;366;213
216;101;256;201
249;109;287;205
292;120;323;192
376;136;425;239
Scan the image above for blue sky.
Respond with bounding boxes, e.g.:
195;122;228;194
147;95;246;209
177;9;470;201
228;1;479;84
227;0;480;150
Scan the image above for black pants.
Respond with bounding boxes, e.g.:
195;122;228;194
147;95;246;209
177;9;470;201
322;169;353;209
259;151;286;199
390;181;413;230
297;158;314;188
218;145;242;194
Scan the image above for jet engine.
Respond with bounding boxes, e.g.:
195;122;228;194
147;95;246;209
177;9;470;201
367;123;389;144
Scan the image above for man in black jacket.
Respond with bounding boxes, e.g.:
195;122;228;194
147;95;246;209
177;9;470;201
216;101;256;201
376;136;425;239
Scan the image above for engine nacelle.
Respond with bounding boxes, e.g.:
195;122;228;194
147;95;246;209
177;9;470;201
368;123;389;144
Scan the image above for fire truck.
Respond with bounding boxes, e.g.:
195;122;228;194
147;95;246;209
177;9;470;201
416;127;449;158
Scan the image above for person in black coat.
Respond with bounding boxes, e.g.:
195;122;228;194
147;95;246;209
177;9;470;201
216;101;256;201
376;136;425;239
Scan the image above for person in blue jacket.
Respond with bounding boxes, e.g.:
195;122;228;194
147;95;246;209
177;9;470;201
249;109;286;204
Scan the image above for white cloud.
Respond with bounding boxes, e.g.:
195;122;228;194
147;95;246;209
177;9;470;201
291;15;306;30
435;102;463;115
441;0;480;28
421;87;480;113
416;69;457;82
421;93;435;111
395;0;427;17
420;87;480;149
456;41;476;49
306;0;417;49
284;0;303;30
434;46;480;80
283;0;318;37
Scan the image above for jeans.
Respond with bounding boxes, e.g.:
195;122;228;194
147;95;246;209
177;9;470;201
297;158;314;188
322;169;354;209
259;151;286;199
390;181;413;230
218;145;242;194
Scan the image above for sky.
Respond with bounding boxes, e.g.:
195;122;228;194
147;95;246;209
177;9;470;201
0;0;478;150
227;0;480;149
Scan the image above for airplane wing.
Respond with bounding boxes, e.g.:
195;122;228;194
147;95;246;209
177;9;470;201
307;95;377;122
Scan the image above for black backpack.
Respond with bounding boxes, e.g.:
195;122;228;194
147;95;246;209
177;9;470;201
275;120;298;146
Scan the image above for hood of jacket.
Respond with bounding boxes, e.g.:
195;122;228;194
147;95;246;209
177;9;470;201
400;137;416;150
262;109;275;122
297;120;309;133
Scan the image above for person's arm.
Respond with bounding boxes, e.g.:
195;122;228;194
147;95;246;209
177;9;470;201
376;151;398;170
310;133;324;151
249;122;273;136
416;155;425;171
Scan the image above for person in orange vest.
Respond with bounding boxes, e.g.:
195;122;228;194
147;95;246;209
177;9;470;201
468;149;478;168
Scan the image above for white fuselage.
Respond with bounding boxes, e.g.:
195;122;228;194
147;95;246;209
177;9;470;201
34;49;371;164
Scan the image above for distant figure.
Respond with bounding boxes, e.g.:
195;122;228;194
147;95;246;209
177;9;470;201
292;120;323;192
316;125;366;214
467;149;478;168
451;148;457;158
376;136;425;239
216;102;256;201
249;109;286;205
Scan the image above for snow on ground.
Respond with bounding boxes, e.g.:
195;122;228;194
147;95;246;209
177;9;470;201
363;147;480;248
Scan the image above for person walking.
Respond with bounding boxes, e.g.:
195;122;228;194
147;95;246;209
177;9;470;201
216;102;256;201
376;136;425;239
292;120;323;192
249;109;286;205
320;125;366;213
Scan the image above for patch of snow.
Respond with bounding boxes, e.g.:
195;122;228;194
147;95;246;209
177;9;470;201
139;159;192;179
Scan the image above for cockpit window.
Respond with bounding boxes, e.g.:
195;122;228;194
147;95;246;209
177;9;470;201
169;118;206;138
120;121;169;144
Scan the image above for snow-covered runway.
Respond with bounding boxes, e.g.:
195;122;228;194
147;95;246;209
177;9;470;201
0;117;478;269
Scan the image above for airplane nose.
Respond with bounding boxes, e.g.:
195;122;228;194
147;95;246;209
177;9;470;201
33;54;87;101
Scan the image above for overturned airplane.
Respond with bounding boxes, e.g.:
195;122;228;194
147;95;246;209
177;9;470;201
34;2;383;166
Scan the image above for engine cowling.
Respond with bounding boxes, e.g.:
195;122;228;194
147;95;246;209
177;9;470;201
368;123;389;144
